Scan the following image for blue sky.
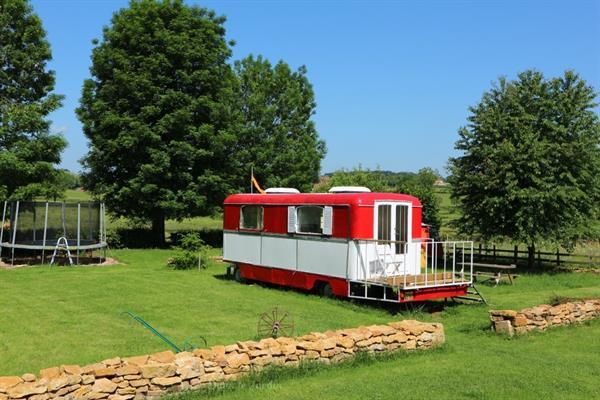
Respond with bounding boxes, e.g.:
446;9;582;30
32;0;600;176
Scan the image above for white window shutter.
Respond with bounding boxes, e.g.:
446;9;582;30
323;206;333;235
287;206;297;233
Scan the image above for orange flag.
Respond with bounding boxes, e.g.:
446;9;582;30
251;174;266;194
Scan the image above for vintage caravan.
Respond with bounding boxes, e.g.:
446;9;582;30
223;187;474;302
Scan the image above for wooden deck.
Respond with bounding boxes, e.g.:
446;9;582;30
367;272;470;288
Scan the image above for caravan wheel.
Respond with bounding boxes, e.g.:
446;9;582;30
317;282;333;298
233;265;244;283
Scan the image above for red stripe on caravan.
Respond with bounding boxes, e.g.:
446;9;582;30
400;285;469;302
238;263;348;297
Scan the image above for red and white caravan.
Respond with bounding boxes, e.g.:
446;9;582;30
223;187;475;303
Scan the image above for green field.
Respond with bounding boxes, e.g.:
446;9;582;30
62;189;223;233
1;249;599;399
433;185;460;239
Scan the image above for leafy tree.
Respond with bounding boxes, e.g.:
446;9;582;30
413;167;440;188
315;167;394;192
395;169;442;238
232;55;326;192
77;0;237;245
448;70;600;267
0;0;66;200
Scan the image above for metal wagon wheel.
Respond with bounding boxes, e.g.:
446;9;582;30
257;307;294;338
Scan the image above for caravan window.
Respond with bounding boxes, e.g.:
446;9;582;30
296;206;324;234
240;205;263;230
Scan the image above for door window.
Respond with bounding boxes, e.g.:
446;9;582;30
376;203;409;254
395;205;409;254
377;205;391;242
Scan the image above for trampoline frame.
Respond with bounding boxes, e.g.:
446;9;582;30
0;200;107;265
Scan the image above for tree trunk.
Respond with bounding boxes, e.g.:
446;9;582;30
152;211;166;248
527;244;535;270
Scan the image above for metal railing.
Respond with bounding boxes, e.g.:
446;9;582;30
351;239;474;291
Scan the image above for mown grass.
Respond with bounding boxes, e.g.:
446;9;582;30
63;189;93;202
433;185;460;239
108;216;223;233
61;189;222;233
1;248;599;399
0;249;390;375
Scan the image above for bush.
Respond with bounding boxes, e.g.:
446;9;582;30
167;232;210;270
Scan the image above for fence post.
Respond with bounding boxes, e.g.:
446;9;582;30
537;249;541;268
514;245;518;265
556;249;560;266
478;243;482;260
493;245;496;263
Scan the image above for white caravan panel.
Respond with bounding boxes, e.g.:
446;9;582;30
223;232;261;265
261;235;297;270
297;239;348;279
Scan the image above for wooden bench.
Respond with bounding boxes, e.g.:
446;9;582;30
471;263;518;286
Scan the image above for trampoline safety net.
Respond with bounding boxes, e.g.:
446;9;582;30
0;201;107;265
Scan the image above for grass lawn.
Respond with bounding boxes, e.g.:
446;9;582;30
1;249;599;399
433;185;460;239
63;189;93;202
61;189;222;232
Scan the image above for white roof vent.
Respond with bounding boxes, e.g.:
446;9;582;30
265;187;300;194
328;186;371;193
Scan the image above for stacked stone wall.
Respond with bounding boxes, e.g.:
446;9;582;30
0;320;443;400
490;299;600;336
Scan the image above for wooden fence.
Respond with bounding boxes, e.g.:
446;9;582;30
473;243;600;268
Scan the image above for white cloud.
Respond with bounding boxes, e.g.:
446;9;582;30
51;124;69;135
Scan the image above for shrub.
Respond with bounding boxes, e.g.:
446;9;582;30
167;232;210;270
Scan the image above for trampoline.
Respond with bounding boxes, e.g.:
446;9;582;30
0;200;107;265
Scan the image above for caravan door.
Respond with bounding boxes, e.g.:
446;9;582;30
372;202;414;277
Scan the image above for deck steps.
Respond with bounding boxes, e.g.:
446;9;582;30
453;285;487;304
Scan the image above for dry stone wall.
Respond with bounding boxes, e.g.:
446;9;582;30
490;299;600;336
0;320;443;400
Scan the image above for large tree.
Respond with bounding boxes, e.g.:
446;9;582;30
232;55;326;192
77;0;237;245
0;0;66;200
448;70;600;267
